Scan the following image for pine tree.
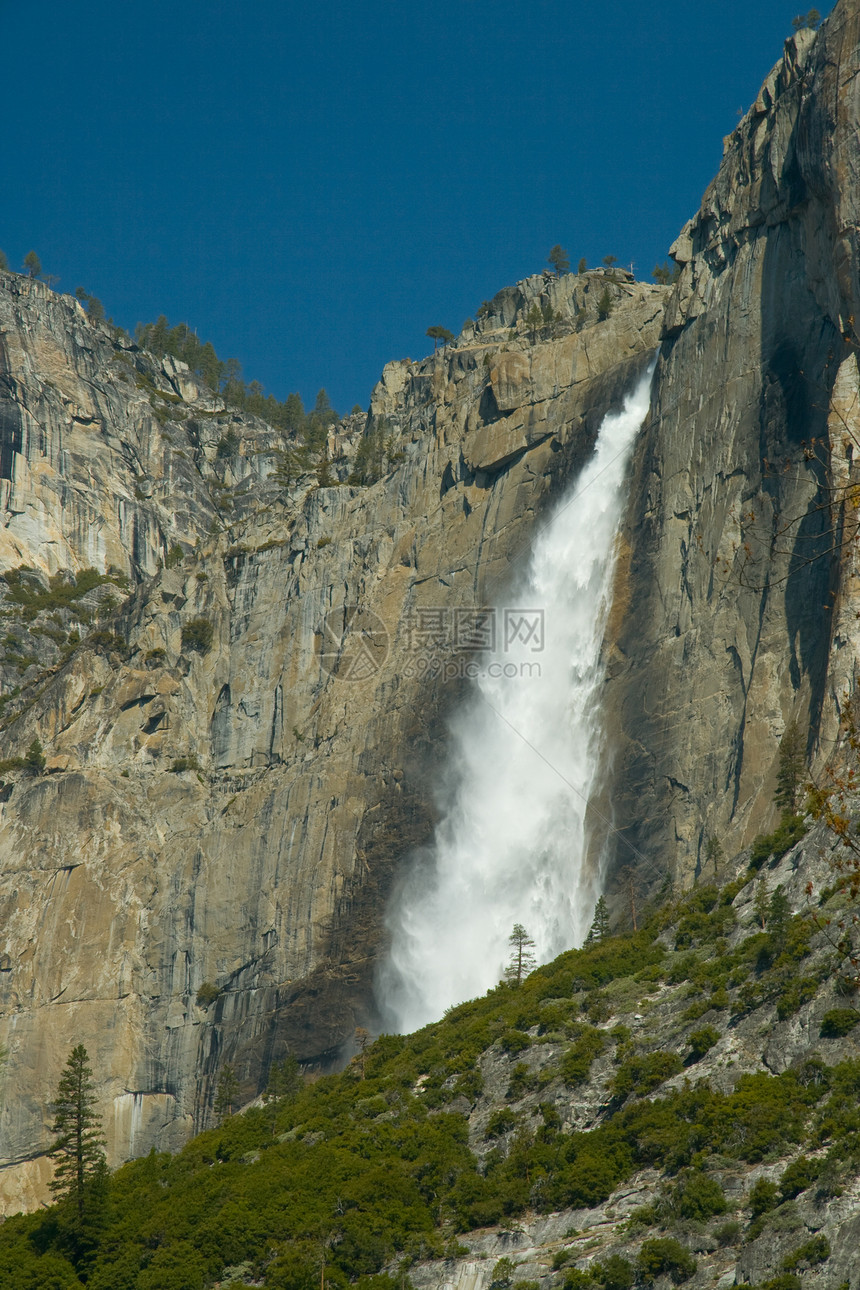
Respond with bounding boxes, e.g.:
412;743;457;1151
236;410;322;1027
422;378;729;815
283;391;306;433
198;340;224;393
775;720;805;814
768;885;791;943
265;1055;301;1103
214;1063;240;1119
273;443;308;490
263;1055;301;1133
526;303;544;337
704;835;723;880
48;1045;106;1219
352;1026;371;1078
653;261;681;286
23;250;42;278
314;388;338;426
585;895;611;943
426;325;455;351
504;923;536;985
753;876;769;930
316;442;334;488
547;244;570;275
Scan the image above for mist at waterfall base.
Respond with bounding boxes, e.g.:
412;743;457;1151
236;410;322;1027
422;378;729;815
377;368;654;1034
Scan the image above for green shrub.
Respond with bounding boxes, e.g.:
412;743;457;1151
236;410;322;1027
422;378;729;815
820;1008;859;1037
538;1001;574;1033
782;1234;830;1271
686;1026;720;1062
491;1257;516;1286
637;1238;696;1284
88;629;126;652
584;991;611;1023
563;1272;595;1290
539;1102;561;1132
216;429;240;459
165;544;185;568
195;982;219;1008
776;974;819;1020
2;565;120;616
181;617;214;655
749;1177;779;1216
560;1028;606;1085
674;898;735;948
672;1170;726;1220
749;814;806;870
506;1062;537;1100
485;1108;517;1138
714;1220;741;1246
452;1069;483;1101
499;1029;531;1054
595;1255;634;1290
613;1050;683;1099
779;1155;818;1200
170;756;200;773
24;738;45;773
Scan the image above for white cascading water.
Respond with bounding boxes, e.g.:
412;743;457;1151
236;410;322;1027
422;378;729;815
378;365;654;1033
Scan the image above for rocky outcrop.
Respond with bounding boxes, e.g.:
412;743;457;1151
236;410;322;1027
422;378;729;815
0;266;666;1210
601;3;860;890
404;823;860;1290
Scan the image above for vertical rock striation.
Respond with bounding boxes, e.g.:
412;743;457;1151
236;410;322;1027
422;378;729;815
0;266;665;1210
602;2;860;888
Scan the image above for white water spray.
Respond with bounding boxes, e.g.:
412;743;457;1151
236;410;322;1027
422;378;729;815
378;366;654;1033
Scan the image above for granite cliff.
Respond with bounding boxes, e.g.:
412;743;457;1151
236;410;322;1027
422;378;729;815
3;0;860;1224
0;264;665;1209
602;6;860;884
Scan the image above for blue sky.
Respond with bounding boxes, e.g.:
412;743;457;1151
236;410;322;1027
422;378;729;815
2;2;831;413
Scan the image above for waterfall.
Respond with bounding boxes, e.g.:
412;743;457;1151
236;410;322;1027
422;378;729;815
378;364;654;1033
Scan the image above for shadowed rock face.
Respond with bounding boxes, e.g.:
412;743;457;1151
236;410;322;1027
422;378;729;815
600;4;860;892
0;266;665;1210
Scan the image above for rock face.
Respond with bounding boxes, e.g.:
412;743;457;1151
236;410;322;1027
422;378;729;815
0;266;666;1210
400;823;860;1290
6;0;860;1217
404;827;860;1290
601;4;860;889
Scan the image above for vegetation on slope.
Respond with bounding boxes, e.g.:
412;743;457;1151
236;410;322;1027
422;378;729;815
2;850;859;1290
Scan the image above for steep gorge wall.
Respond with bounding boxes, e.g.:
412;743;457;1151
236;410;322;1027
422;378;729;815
602;3;860;889
0;267;665;1211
